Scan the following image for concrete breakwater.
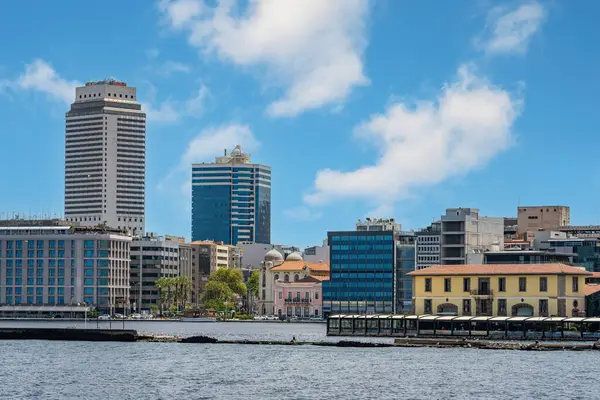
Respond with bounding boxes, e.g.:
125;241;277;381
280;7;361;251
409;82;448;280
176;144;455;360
0;328;137;342
2;328;600;350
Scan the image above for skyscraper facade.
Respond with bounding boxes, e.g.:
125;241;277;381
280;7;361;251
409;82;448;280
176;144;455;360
191;145;271;245
64;79;146;235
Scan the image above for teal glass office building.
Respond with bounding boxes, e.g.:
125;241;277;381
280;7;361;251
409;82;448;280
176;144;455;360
323;231;395;316
191;146;271;246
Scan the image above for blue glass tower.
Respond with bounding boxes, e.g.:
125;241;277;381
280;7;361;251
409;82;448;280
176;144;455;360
191;146;271;246
323;231;395;316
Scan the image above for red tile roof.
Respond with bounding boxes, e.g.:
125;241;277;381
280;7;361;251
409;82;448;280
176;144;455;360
408;263;592;276
585;284;600;296
270;260;329;272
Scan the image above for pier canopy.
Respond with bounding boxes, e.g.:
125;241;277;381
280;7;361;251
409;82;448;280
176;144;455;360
327;314;600;340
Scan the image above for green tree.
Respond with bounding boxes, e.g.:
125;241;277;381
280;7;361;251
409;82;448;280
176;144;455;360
201;268;246;314
209;268;246;295
247;270;260;298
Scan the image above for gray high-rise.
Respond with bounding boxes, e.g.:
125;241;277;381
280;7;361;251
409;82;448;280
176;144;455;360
64;79;146;235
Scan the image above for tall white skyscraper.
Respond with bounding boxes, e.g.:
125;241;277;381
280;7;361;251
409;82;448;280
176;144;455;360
64;79;146;234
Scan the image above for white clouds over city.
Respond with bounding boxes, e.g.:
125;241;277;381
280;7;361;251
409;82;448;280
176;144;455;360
158;0;370;117
304;64;521;213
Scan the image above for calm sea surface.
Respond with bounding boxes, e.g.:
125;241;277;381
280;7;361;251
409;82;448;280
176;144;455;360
0;321;596;400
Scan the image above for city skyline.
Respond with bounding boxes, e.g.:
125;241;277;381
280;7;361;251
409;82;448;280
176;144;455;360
1;1;600;248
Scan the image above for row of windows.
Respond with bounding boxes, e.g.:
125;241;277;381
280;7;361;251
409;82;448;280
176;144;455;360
6;277;72;285
330;236;394;243
331;244;392;251
1;240;66;250
417;236;440;243
327;282;394;289
423;276;580;293
331;254;394;261
79;92;135;100
331;273;394;280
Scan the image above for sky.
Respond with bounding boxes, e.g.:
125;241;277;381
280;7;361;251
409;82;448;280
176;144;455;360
0;0;599;248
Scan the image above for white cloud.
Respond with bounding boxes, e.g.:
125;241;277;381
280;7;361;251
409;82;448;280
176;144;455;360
158;0;370;117
143;100;182;123
16;59;81;104
475;1;546;55
304;64;521;211
283;206;322;221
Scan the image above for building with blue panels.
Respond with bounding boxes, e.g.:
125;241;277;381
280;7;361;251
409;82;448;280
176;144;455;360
0;220;131;316
323;227;396;316
191;146;271;246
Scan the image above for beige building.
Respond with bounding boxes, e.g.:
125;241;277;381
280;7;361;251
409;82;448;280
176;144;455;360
189;240;239;305
517;206;570;239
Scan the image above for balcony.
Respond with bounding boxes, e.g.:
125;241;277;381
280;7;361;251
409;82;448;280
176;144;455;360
284;298;311;305
470;289;493;298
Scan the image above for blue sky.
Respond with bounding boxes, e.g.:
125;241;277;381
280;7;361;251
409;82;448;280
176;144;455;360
1;1;599;248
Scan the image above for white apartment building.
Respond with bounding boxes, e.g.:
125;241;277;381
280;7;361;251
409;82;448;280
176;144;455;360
416;221;441;270
64;79;146;235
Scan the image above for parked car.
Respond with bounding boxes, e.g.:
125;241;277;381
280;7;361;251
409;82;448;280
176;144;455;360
98;315;111;320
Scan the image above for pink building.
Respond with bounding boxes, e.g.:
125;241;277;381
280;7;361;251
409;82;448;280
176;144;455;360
258;250;329;318
274;276;324;318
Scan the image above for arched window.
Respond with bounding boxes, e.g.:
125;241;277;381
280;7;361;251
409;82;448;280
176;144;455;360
262;289;266;300
274;274;279;281
262;271;266;287
294;274;300;282
284;274;289;282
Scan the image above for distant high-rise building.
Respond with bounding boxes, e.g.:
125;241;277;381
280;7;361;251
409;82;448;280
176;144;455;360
64;79;146;235
191;145;271;245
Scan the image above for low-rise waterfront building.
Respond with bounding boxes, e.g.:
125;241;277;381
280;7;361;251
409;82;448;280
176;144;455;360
257;249;329;317
408;264;590;317
0;222;131;316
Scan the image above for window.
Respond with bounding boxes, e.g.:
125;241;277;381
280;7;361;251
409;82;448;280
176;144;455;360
315;292;319;300
463;278;471;292
498;277;506;292
424;299;432;314
278;291;282;299
498;299;507;316
444;278;451;292
539;277;548;292
539;299;548;316
572;277;579;292
519;277;527;292
425;278;432;292
463;299;471;315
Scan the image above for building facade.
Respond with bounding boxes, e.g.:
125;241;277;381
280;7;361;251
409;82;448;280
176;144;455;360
191;145;271;245
257;250;329;317
323;230;395;316
0;223;131;316
409;264;590;317
545;238;600;272
189;240;239;304
130;234;181;312
303;240;329;264
396;232;416;313
416;222;441;270
483;250;574;265
440;208;504;265
64;79;146;235
517;205;570;237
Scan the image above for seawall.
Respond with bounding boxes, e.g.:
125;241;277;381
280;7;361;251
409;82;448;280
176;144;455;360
0;328;137;342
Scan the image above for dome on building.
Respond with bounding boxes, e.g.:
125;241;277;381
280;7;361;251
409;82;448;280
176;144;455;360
264;248;284;263
286;252;303;261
